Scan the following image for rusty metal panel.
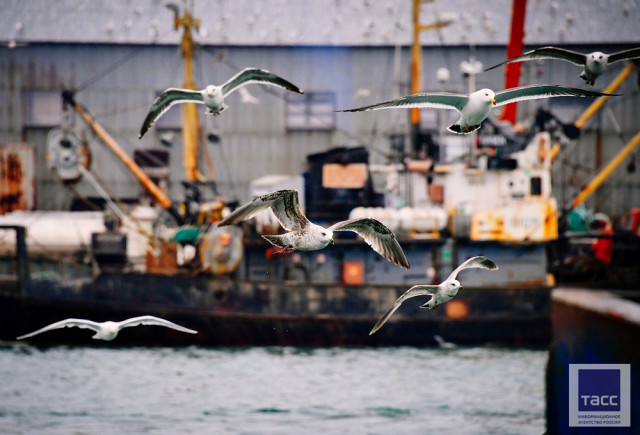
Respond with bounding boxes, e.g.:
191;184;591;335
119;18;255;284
0;144;35;214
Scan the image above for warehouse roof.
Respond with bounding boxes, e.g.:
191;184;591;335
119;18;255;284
1;0;639;47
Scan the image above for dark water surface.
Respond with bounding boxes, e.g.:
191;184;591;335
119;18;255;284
0;345;546;434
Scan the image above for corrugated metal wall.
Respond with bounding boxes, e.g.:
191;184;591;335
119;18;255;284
0;43;638;217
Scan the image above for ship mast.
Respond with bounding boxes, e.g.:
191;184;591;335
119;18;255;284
172;4;202;182
410;0;451;153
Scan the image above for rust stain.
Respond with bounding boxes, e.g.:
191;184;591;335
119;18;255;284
0;151;27;214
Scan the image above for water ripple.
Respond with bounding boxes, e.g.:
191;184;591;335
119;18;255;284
0;345;546;434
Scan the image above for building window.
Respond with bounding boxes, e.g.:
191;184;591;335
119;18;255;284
286;91;335;131
22;90;63;127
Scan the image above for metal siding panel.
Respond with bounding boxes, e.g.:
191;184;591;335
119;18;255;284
0;43;638;215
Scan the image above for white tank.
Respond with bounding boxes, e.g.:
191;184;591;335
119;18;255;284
0;211;105;254
398;207;448;233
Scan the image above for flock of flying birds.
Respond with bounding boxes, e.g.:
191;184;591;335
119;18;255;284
17;44;640;343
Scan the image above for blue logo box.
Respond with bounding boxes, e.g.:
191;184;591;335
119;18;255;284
578;369;621;412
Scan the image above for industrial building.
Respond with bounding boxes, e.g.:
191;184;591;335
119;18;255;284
0;0;638;221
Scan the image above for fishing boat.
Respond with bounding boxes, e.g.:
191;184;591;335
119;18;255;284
1;2;637;347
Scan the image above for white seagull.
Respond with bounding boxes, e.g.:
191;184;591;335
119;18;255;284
484;46;640;86
16;315;198;341
369;256;498;335
218;189;410;269
139;67;304;138
338;85;617;134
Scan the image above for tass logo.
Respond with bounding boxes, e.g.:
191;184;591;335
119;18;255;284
569;364;630;427
578;369;620;411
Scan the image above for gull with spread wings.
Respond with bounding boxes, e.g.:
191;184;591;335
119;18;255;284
369;256;498;335
484;46;640;86
218;189;410;269
17;315;198;341
139;67;303;138
338;85;617;134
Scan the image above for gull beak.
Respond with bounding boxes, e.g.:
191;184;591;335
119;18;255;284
490;98;496;106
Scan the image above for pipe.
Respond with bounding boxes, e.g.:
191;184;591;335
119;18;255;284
571;131;640;209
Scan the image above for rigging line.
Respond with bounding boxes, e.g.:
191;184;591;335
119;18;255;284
604;106;629;146
92;39;184;122
76;45;148;93
214;140;240;200
83;166;161;243
79;166;129;224
64;171;164;255
367;33;404;159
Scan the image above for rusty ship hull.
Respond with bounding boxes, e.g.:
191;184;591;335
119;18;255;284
0;226;552;347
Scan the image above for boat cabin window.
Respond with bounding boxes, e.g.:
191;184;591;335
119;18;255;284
530;176;542;196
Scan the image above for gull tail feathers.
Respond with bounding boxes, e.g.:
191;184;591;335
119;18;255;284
262;234;289;249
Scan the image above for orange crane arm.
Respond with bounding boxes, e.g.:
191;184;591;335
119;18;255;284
64;93;184;224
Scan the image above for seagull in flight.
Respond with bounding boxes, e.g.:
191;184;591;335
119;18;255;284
484;46;640;86
338;85;617;134
369;256;498;335
17;315;198;341
218;189;410;269
139;67;304;138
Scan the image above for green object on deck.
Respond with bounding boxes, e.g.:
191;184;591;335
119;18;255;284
567;206;591;232
171;227;201;244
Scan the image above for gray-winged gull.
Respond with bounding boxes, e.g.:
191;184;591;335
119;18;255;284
218;189;410;269
338;85;617;134
369;256;498;335
139;68;303;138
484;46;640;86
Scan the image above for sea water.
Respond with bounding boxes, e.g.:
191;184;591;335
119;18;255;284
0;345;546;434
